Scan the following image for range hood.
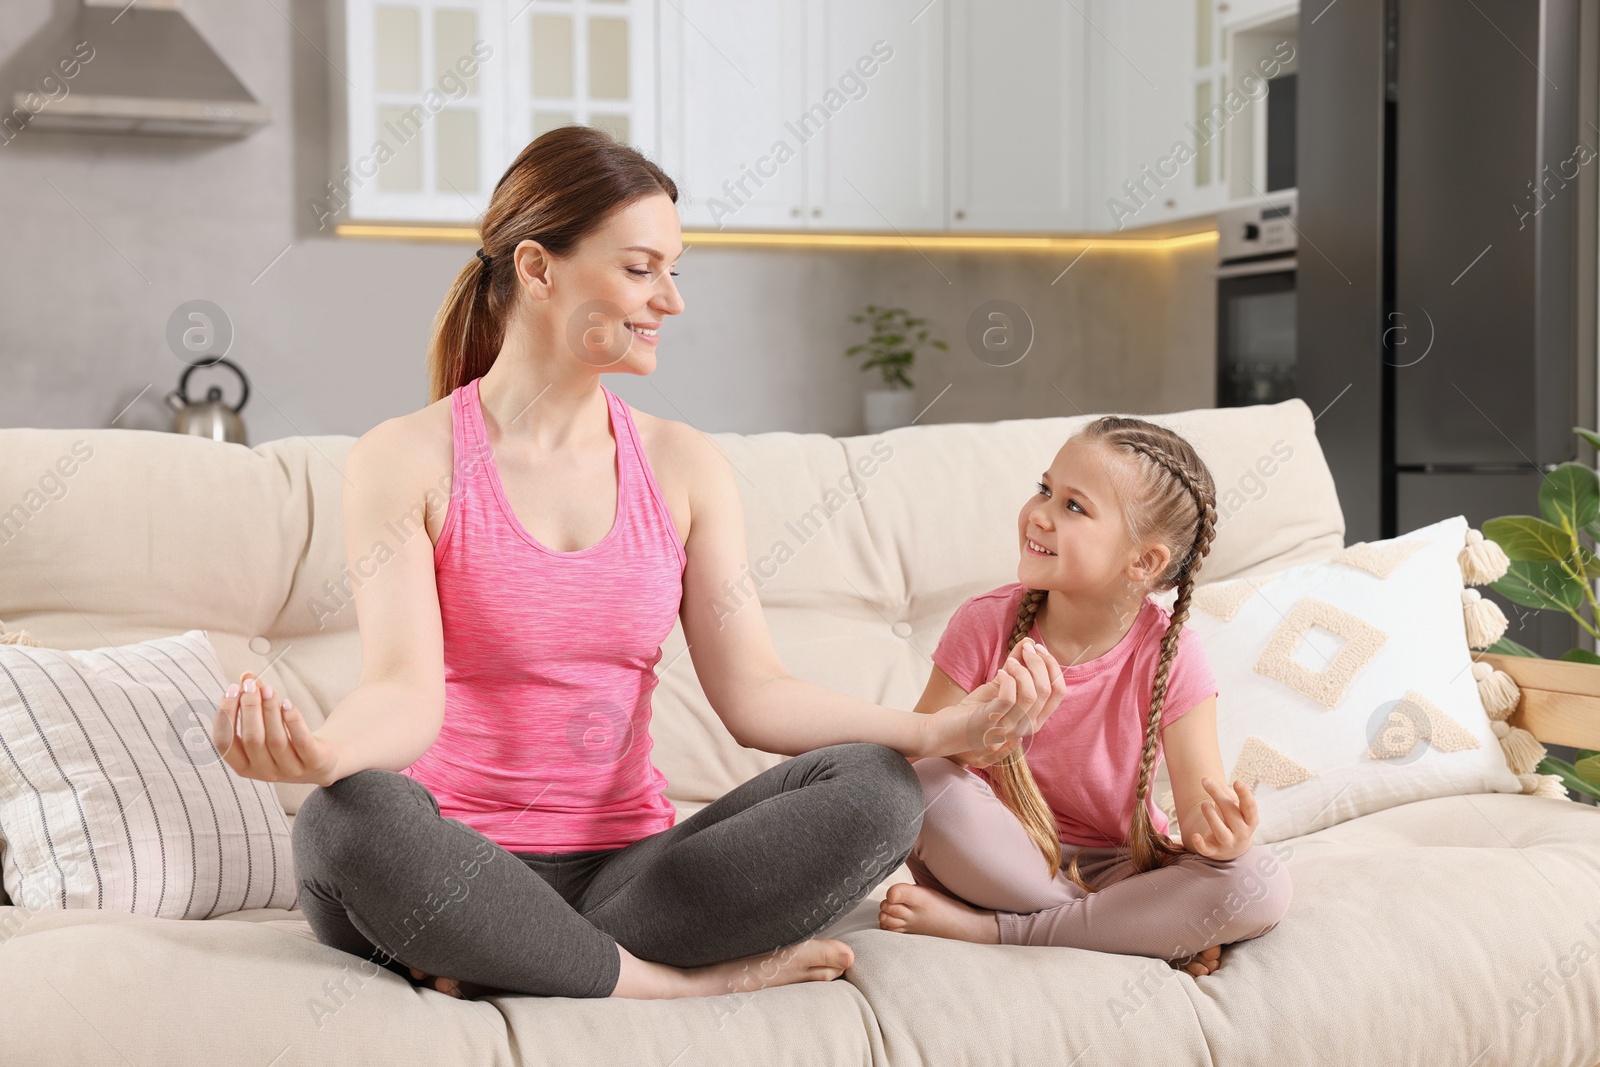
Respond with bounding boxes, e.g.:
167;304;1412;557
16;0;269;137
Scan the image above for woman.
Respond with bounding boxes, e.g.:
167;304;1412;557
210;127;1066;1002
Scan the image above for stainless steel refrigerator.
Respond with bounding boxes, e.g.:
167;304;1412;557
1297;0;1599;658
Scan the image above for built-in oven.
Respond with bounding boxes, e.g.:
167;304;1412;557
1215;191;1298;407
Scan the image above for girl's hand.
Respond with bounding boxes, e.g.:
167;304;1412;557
212;671;342;787
920;638;1065;761
1186;777;1259;862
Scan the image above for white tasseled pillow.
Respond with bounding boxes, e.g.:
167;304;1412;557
0;629;297;918
1150;515;1527;843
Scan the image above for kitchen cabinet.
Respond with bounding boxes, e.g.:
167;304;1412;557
659;0;942;231
335;0;505;225
801;0;944;230
335;0;655;226
947;0;1087;231
336;0;1298;233
656;1;806;229
505;0;658;161
1085;0;1204;231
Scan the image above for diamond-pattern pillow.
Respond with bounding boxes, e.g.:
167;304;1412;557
1151;515;1523;842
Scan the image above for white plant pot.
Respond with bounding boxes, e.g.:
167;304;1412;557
863;387;917;434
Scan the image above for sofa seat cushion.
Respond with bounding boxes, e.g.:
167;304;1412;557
821;792;1600;1067
1;795;1594;1066
0;904;884;1067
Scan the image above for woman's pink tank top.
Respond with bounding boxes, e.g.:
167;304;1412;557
400;376;686;853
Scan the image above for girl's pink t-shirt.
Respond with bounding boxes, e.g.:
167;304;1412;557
931;583;1218;848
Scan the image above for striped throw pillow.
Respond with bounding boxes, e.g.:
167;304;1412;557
0;630;297;918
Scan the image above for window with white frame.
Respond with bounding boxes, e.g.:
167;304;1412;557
335;0;656;225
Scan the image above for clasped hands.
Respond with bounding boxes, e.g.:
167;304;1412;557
922;636;1066;768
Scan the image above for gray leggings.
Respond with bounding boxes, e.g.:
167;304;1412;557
291;742;923;998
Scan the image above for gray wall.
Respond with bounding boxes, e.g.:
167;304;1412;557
0;0;1217;441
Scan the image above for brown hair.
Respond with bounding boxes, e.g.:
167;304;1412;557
987;415;1218;893
425;125;679;404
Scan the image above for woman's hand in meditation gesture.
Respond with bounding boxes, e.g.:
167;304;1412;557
212;671;342;787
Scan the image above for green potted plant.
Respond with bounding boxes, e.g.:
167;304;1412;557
846;304;947;433
1479;424;1600;801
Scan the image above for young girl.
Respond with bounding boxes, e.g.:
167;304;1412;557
879;415;1293;976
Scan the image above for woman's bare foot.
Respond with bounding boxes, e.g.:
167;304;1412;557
407;966;496;1000
1170;944;1224;977
406;938;853;1001
877;882;1000;944
611;937;855;1000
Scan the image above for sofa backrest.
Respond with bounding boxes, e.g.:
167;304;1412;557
0;398;1342;815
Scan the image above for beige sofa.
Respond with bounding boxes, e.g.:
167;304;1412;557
2;398;1597;1067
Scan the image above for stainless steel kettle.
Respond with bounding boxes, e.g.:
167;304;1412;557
165;358;250;444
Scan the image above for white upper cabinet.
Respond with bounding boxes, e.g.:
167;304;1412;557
506;0;658;161
336;0;654;225
1084;0;1200;231
336;0;1298;232
801;0;944;231
947;0;1087;231
1082;0;1299;232
338;0;506;224
656;1;806;229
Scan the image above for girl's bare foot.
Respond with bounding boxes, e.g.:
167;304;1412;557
1170;944;1224;977
612;937;855;999
873;881;1226;976
877;882;1000;944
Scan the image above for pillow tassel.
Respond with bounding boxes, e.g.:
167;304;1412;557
1461;589;1509;649
1470;660;1521;720
1458;528;1511;586
1490;719;1548;775
1517;772;1572;800
0;627;41;647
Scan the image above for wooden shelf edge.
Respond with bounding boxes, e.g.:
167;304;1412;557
1480;652;1600;751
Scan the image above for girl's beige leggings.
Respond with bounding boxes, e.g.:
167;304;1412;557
906;756;1294;961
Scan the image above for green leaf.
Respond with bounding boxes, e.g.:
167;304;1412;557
1538;462;1600;530
1575;753;1600;786
1492;558;1585;611
1483;516;1575;562
1574;427;1600;451
1486;634;1540;656
1559;648;1600;665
